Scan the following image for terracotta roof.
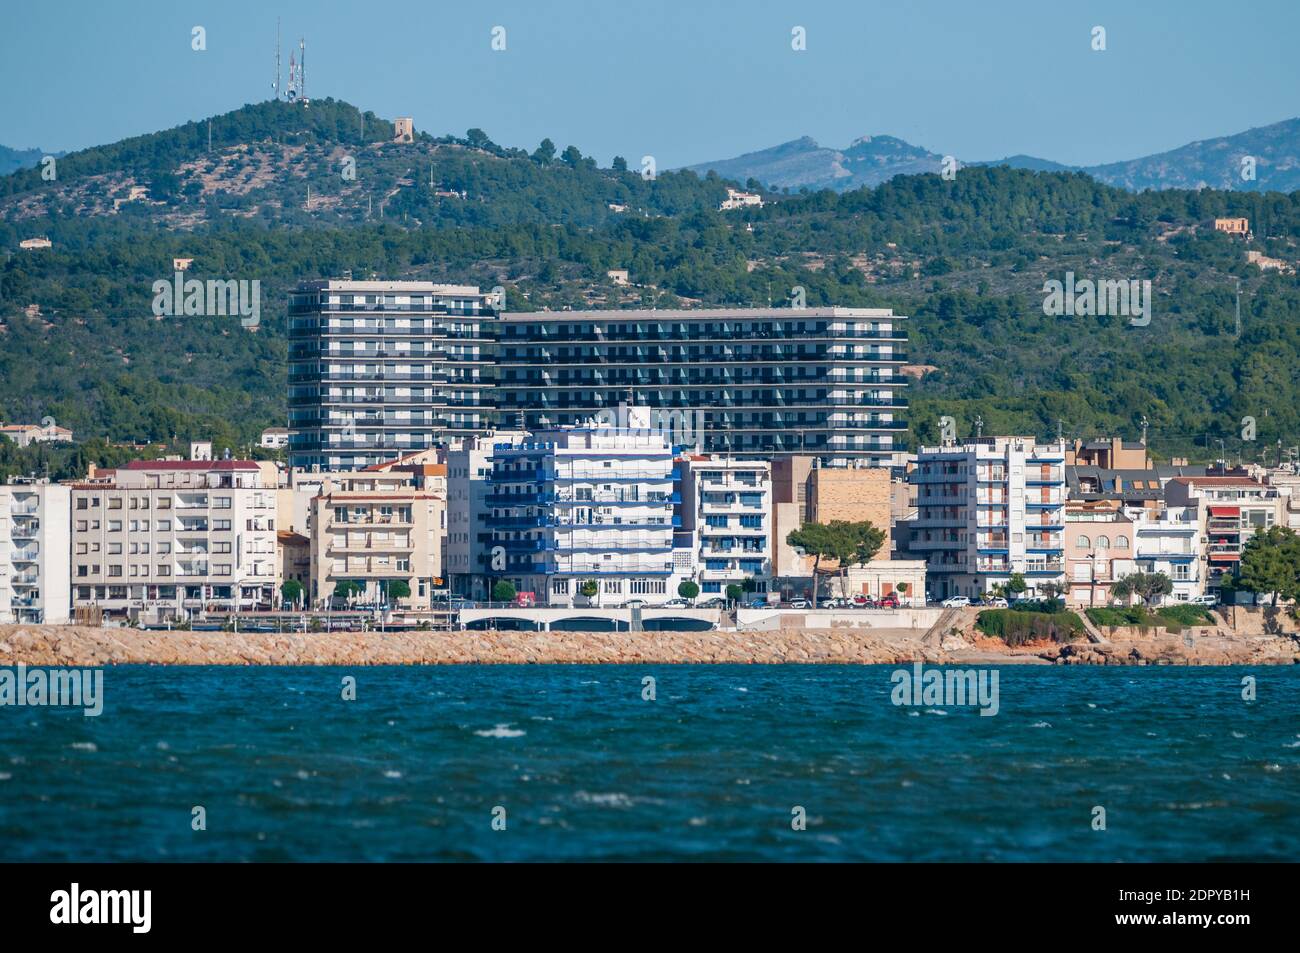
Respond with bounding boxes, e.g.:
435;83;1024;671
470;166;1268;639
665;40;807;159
1167;476;1263;487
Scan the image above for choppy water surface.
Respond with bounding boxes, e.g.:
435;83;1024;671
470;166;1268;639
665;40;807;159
1;665;1296;861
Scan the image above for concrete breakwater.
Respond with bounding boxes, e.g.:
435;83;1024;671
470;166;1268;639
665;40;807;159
0;623;1296;667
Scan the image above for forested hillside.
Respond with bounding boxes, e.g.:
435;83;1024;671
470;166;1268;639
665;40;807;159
2;98;1299;477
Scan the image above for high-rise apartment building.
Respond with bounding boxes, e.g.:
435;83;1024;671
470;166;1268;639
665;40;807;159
494;307;907;463
287;281;910;469
288;281;498;470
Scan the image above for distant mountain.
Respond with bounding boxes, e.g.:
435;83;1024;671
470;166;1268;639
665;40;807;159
0;144;57;176
686;134;944;192
685;117;1300;193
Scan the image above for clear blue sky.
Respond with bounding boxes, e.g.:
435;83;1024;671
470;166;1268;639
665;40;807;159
3;0;1298;168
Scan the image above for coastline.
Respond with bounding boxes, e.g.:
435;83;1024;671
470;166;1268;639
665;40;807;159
1;623;1296;667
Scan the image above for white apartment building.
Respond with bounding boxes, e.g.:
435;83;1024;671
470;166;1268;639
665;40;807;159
1121;504;1206;602
1165;476;1282;594
0;481;71;623
70;461;277;623
678;456;773;597
486;409;690;607
910;437;1068;600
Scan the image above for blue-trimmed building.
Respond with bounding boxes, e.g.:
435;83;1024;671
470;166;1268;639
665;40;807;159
484;409;693;606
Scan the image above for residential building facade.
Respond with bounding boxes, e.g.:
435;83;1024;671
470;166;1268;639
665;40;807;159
70;461;276;623
679;456;773;596
485;411;688;606
288;281;498;470
908;437;1068;600
0;481;72;623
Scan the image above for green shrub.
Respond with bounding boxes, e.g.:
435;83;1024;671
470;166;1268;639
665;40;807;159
976;609;1085;646
1156;604;1215;627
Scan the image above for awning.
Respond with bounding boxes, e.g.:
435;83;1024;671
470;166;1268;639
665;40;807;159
1208;506;1240;517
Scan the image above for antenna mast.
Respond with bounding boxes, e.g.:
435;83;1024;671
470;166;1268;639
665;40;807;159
273;18;281;99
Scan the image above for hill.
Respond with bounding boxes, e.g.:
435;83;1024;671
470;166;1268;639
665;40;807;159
2;98;1299;478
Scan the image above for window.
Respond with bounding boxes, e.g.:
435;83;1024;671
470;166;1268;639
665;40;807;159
1096;536;1111;549
1076;536;1091;549
1115;535;1129;549
551;578;569;595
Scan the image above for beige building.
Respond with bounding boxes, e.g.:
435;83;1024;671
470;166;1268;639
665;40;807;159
825;560;927;606
308;472;444;609
70;460;277;622
771;457;892;577
1065;437;1150;470
0;422;74;448
1213;217;1250;237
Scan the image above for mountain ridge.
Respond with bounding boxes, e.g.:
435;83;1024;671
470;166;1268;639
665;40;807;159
684;117;1300;193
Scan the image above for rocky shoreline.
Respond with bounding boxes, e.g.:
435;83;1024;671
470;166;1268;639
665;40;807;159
0;623;1296;667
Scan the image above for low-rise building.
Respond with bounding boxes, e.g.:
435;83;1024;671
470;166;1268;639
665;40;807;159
1064;501;1136;606
720;188;763;211
1165;475;1282;594
1123;504;1205;603
70;460;277;623
0;422;74;447
259;427;291;449
308;471;444;610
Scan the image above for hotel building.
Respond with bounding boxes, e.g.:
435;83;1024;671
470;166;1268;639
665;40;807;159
0;481;71;624
494;307;908;464
908;437;1068;600
70;461;276;622
288;281;498;471
485;410;690;606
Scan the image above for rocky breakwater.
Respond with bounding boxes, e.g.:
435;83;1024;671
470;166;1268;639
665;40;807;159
0;624;954;667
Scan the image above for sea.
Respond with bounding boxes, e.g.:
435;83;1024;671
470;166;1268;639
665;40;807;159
1;664;1296;862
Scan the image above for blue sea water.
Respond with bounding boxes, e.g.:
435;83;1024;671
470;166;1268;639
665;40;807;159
0;664;1296;862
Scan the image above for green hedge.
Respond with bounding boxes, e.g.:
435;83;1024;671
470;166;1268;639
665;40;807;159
976;609;1085;647
1085;605;1215;632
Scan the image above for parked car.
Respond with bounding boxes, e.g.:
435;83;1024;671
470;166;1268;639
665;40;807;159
878;594;900;609
748;598;773;609
823;597;850;609
698;597;727;608
787;598;810;609
662;598;689;608
851;594;875;609
941;595;972;608
983;596;1009;608
1189;594;1219;607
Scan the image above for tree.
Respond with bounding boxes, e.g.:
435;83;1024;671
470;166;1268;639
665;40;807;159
385;579;411;602
333;580;362;602
280;579;303;607
579;579;599;599
896;582;911;604
677;580;700;601
531;138;556;164
1238;526;1300;606
611;155;628;173
1111;571;1173;608
725;584;744;605
1006;573;1028;601
492;580;517;603
787;520;884;603
561;145;583;167
1037;580;1068;612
